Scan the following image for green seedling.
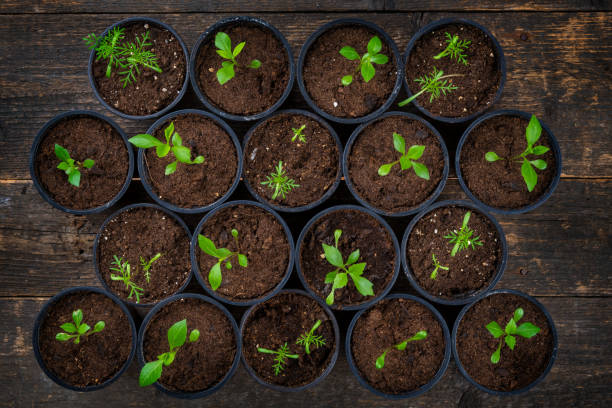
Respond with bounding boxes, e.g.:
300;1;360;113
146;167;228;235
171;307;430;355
140;253;162;283
257;343;299;376
486;308;541;364
398;67;462;107
56;309;105;344
129;122;204;176
377;132;429;180
444;211;483;257
261;161;300;200
430;253;449;280
485;115;550;192
375;330;427;369
109;255;144;303
214;32;261;85
55;144;95;187
323;229;374;306
433;32;471;65
139;319;200;386
296;320;326;354
198;229;248;291
339;36;389;86
291;124;307;143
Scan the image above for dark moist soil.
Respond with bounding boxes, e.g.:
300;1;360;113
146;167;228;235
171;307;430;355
144;113;238;208
143;297;236;392
460;115;557;209
348;115;445;213
35;116;128;210
97;207;191;304
351;297;445;394
196;23;290;116
244;113;339;208
407;206;502;299
242;292;336;387
300;209;396;308
92;22;186;116
456;293;554;391
38;291;132;387
406;24;501;118
197;204;290;302
303;25;397;118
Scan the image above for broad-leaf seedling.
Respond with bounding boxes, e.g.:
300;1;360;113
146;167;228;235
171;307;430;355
261;161;300;200
375;330;427;369
339;36;389;86
485;308;540;364
54;144;94;187
110;255;144;303
56;309;105;344
296;320;326;354
485;115;550;192
140;253;162;283
257;343;299;376
323;229;374;306
430;253;449;280
214;32;261;85
139;319;200;386
291;124;307;143
398;67;462;107
377;132;430;180
444;211;483;257
198;229;248;291
433;32;471;65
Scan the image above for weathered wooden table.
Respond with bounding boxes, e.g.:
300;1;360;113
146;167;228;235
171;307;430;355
1;1;610;407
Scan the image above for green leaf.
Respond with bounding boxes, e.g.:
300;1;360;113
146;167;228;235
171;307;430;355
361;61;375;82
193;155;205;164
198;235;219;257
322;243;343;267
168;319;187;349
165;161;178;176
370;53;388;65
158;351;174;366
532;145;550;155
189;329;200;342
238;254;248;267
139;360;163;387
164;123;175;143
514;308;524;322
60;322;77;333
348;262;366;277
399;156;412;170
156;143;170;157
82;159;94;169
485;151;502;162
54;144;70;162
339;46;359;60
485;321;504;338
392;132;405;154
248;59;261;69
525;115;542;146
530;159;547;170
406;145;425;160
351;274;374;297
209;262;222;290
326;291;334;306
55;333;72;341
412;161;430;180
73;310;83;327
367;36;382;55
129;134;162;148
217;61;235;85
341;75;353;86
216;49;233;60
491;342;501;364
233;41;245;57
171;131;182;146
216;248;232;258
324;271;337;284
77;324;90;334
396;341;408;351
411;330;428;341
334;272;348;289
375;352;386;370
515;322;541;338
225;261;232;269
378;163;393;176
57;162;70;171
171;145;192;163
68;169;81;187
346;249;360;265
521;159;537;192
505;317;517;334
505;334;516;350
215;32;231;52
92;321;105;333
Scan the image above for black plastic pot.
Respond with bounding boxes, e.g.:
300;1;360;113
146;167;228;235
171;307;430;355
343;111;449;217
190;200;294;307
401;199;507;305
239;289;340;392
137;109;242;214
297;18;403;125
189;16;295;122
137;292;241;398
452;288;559;395
345;293;451;399
456;109;563;214
93;203;193;308
295;204;400;311
32;286;137;392
242;109;343;213
29;110;134;215
87;17;190;121
402;18;506;124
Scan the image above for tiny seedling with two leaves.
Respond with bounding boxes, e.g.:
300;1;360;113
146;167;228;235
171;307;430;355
433;32;471;65
339;36;389;86
377;132;430;180
291;124;307;144
398;67;462;107
296;320;326;354
375;330;427;369
257;343;299;376
56;309;105;344
430;253;449;280
198;229;248;291
485;307;540;364
214;32;261;85
54;144;94;187
139;319;200;386
261;161;300;200
444;211;483;257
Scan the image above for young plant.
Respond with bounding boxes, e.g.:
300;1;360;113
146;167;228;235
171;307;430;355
296;320;326;354
140;253;162;283
433;32;471;65
257;343;299;376
377;133;429;180
261;161;300;200
375;330;427;369
430;253;449;280
54;144;94;187
339;36;389;85
214;32;261;85
139;319;200;386
398;67;462;106
485;308;541;364
128;122;204;176
323;229;374;306
291;124;307;143
198;229;248;291
444;211;483;257
109;255;144;303
485;115;549;192
56;309;105;344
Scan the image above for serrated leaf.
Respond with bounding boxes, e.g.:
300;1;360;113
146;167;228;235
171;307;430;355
322;243;343;267
361;61;375;82
168;319;187;349
412;161;430;180
370;53;388;65
485;151;502;162
215;32;231;52
346;249;360;265
505;334;516;350
393;132;405;154
486;321;504;338
515;322;541;338
399;156;412;170
526;115;542;146
367;36;382;55
339;46;359;60
378;163;393;176
82;159;95;169
209;262;222;290
348;262;366;277
238;254;248;267
351;274;374;297
139;359;163;387
530;159;547;170
341;75;353;86
54;144;70;162
165;161;177;175
60;323;77;333
68;170;81;187
406;145;425;160
521;159;537;192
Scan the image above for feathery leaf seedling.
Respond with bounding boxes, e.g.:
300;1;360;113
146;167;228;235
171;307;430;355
198;229;248;291
375;330;427;369
377;132;430;180
398;67;462;107
444;211;483;257
54;144;95;188
261;161;300;200
485;308;540;364
109;255;144;303
291;124;307;143
296;320;326;354
140;253;162;284
430;253;449;280
214;32;261;85
55;309;105;344
257;343;299;376
339;36;389;86
433;32;471;65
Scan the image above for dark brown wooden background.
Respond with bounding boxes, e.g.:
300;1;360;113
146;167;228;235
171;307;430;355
0;1;610;407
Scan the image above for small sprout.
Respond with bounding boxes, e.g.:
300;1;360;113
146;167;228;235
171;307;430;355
444;211;483;257
296;320;326;354
433;32;471;65
377;132;429;180
54;144;94;188
56;309;105;344
139;319;200;386
323;229;374;306
485;115;550;192
398;67;462;107
430;253;449;280
339;36;389;86
261;161;300;200
140;253;162;283
128;122;204;176
375;330;427;369
198;229;248;291
257;343;299;376
486;308;541;364
291;124;307;143
214;32;261;85
109;255;144;303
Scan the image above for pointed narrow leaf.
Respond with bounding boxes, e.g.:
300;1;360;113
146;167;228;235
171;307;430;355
346;249;360;265
73;310;83;326
351;275;374;296
339;46;359;60
485;321;504;338
168;319;187;349
54;144;70;161
505;334;516;350
165;161;177;175
378;163;393;176
209;262;222;290
406;145;425;160
526;115;542;146
322;243;343;267
215;32;231;52
485;151;502;162
515;322;541;338
164;122;174;143
521;159;537;192
233;41;245;57
129;134;163;148
361;61;375;82
393;132;405;154
412;161;430;180
139;360;163;387
367;36;382;55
